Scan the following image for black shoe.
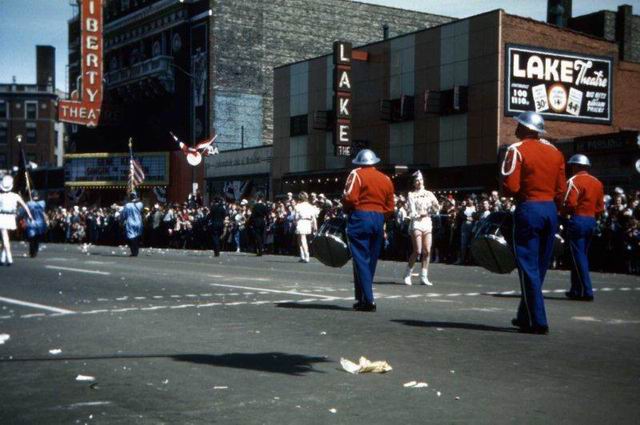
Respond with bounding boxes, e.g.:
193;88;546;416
565;291;594;302
511;318;525;328
352;302;363;310
355;303;376;312
518;325;549;335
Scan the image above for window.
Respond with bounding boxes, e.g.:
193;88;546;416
26;128;37;144
289;115;308;137
25;101;38;120
0;153;6;169
121;0;130;11
0;101;7;119
0;127;7;145
439;115;467;167
26;153;37;164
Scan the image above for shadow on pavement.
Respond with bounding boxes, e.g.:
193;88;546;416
392;319;517;333
276;302;352;311
373;281;401;286
1;352;330;376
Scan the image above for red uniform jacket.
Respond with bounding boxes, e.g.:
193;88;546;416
343;167;395;217
501;138;567;207
563;171;605;218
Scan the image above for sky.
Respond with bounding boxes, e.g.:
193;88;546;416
0;0;637;92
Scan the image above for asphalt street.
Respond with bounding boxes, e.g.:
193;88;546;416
0;242;639;424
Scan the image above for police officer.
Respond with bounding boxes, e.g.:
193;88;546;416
121;192;144;257
501;112;567;334
343;149;395;312
25;191;48;258
563;154;604;301
208;196;227;257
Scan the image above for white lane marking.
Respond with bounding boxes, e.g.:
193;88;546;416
0;296;75;315
45;265;111;276
209;283;339;300
223;276;271;282
66;401;113;409
20;313;47;318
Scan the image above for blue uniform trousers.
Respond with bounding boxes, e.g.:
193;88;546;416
567;216;596;298
513;201;558;328
347;210;385;305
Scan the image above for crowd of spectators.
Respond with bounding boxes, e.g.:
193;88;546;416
38;187;639;275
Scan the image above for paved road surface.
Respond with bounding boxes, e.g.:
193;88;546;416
1;243;639;424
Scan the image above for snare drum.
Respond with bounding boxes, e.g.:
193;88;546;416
311;217;350;268
470;211;517;274
470;211;565;274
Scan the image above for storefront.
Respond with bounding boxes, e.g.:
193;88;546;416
63;150;194;205
272;8;640;195
205;146;271;201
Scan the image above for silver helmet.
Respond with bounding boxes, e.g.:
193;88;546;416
568;154;591;167
515;111;546;134
352;149;380;166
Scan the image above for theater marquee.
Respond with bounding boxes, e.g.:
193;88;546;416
58;0;104;127
505;44;612;124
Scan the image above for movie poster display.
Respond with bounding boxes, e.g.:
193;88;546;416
505;44;612;124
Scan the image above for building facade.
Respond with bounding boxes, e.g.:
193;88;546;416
272;6;640;196
0;46;59;174
64;0;454;204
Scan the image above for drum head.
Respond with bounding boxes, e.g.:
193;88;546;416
470;234;517;274
312;234;350;268
187;152;202;166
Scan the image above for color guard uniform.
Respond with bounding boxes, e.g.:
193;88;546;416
343;152;395;311
563;170;604;300
502;138;566;332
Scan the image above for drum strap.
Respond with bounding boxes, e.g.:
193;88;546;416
500;144;522;177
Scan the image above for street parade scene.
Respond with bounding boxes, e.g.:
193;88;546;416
0;0;639;424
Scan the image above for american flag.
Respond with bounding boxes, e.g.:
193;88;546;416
127;138;145;193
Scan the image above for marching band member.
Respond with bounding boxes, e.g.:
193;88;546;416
0;175;33;266
343;149;395;312
563;154;604;301
403;170;439;285
294;192;316;263
501;112;566;334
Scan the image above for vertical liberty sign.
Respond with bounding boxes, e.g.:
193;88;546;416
59;0;104;127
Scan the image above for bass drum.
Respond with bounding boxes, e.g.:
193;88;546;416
470;212;517;274
312;217;351;268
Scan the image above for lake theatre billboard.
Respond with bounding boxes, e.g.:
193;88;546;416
505;44;612;124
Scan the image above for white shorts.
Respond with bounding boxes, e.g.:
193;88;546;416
410;217;432;235
295;220;312;235
0;213;16;231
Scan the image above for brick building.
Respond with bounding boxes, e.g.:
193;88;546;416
64;0;453;204
0;46;59;174
272;5;640;196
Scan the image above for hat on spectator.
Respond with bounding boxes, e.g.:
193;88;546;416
240;199;248;206
1;175;14;192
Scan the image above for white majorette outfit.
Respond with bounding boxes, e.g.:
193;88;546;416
407;189;439;235
0;175;32;266
403;171;440;286
0;190;21;230
294;201;317;235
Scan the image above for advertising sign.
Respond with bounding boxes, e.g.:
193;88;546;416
333;41;352;157
64;152;169;187
505;44;612;123
58;0;104;127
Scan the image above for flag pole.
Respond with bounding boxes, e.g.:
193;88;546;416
17;135;33;201
128;137;134;195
